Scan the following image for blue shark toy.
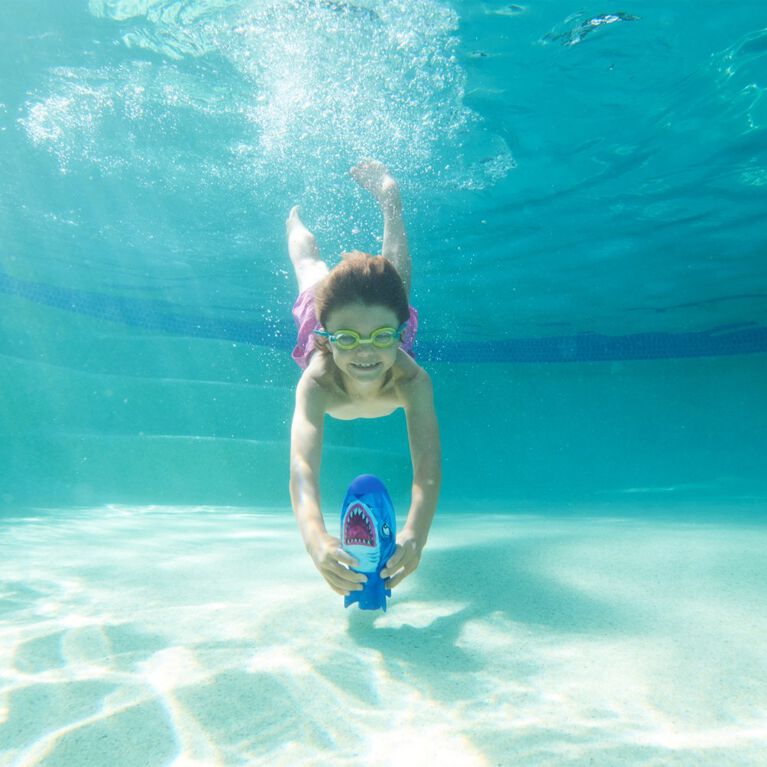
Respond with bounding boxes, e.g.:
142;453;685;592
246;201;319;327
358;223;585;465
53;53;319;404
340;474;397;611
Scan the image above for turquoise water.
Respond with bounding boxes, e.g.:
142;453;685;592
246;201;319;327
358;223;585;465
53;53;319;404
1;1;767;764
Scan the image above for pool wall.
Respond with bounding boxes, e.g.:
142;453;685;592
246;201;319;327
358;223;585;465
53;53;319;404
2;296;765;512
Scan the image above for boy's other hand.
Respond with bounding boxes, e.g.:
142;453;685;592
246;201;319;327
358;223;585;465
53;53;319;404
308;531;367;596
381;530;423;589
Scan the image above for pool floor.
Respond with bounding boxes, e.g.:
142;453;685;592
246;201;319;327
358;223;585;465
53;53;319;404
1;505;766;766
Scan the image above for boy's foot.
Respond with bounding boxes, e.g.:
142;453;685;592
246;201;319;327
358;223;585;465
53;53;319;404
286;204;305;238
350;159;400;205
286;204;320;251
286;205;327;291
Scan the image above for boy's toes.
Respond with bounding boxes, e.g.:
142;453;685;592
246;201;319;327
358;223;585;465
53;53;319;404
349;159;369;175
286;205;301;230
349;159;396;198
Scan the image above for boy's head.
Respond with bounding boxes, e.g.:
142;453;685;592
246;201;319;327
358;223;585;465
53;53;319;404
314;252;409;329
313;252;409;380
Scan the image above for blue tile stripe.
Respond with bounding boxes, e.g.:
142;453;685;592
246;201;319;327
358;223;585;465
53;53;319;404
2;270;766;362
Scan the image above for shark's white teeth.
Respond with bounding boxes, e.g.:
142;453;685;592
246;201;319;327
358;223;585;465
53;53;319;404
344;503;376;546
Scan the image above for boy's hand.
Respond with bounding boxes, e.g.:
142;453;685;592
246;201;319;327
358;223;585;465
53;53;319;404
307;531;367;596
381;530;424;589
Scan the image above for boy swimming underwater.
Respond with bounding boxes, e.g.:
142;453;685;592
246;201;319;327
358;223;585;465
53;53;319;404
287;159;441;597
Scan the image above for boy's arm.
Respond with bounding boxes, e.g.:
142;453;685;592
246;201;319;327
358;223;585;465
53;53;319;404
382;370;441;588
290;372;367;596
289;373;326;550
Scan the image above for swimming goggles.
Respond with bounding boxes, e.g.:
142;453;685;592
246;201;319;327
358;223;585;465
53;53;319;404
313;321;408;351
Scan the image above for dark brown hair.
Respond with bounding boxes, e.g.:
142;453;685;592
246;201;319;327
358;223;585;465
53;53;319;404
314;251;409;329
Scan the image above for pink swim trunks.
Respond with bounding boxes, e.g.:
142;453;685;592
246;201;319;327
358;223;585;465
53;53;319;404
291;284;419;369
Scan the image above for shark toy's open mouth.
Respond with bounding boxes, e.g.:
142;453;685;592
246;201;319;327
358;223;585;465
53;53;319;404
343;501;377;548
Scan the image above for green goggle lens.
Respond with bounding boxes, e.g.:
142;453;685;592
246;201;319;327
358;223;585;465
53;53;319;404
333;328;398;350
313;321;408;351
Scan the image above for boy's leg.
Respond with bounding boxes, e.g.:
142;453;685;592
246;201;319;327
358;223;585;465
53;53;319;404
286;206;329;294
350;160;411;298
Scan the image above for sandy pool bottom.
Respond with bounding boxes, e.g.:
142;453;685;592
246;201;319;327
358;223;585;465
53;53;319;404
1;504;766;766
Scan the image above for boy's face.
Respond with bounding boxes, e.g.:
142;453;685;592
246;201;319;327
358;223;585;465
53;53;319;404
324;302;401;382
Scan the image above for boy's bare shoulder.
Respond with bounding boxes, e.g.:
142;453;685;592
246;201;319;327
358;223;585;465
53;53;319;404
298;351;336;395
392;349;432;397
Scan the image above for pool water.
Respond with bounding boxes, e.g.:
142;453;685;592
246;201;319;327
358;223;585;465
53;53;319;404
1;1;766;765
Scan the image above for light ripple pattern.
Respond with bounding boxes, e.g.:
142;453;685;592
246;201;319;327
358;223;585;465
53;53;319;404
1;507;766;765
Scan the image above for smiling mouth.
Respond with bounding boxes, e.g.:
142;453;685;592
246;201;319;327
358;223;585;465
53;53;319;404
350;362;381;370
